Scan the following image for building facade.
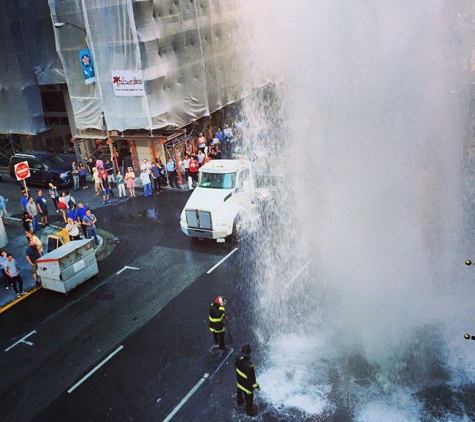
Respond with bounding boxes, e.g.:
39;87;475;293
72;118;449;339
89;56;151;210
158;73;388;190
0;0;272;169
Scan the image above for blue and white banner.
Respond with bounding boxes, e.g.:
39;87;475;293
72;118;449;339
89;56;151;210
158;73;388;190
78;49;96;85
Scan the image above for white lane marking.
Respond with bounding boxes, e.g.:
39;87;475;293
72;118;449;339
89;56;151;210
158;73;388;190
5;330;37;352
162;373;210;422
206;248;238;274
116;266;140;275
209;347;234;379
67;345;124;393
284;259;313;288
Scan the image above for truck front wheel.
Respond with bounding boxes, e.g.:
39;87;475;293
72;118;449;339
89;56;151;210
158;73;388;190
231;215;245;242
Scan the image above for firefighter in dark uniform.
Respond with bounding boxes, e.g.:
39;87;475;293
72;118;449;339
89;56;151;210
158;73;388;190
209;296;227;349
235;343;260;416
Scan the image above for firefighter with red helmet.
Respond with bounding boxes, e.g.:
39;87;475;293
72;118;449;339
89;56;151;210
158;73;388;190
209;296;227;349
235;343;260;417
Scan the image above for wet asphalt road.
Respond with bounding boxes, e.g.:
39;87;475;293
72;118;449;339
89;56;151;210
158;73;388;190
0;177;267;422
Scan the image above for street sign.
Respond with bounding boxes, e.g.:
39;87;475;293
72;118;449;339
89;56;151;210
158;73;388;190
14;161;30;180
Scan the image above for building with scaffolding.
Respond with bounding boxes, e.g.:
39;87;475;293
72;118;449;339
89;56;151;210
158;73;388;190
0;0;273;171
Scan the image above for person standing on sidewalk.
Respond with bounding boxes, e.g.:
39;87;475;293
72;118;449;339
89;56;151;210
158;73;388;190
78;162;88;189
48;183;60;213
166;158;179;188
93;167;102;196
26;196;39;233
0;250;11;290
76;202;88;238
20;191;29;212
4;253;26;298
125;167;136;197
140;168;153;197
116;171;127;198
65;217;81;241
100;174;112;204
71;161;80;191
36;190;49;227
0;195;9;225
83;208;99;247
25;240;42;286
26;231;44;255
150;162;163;194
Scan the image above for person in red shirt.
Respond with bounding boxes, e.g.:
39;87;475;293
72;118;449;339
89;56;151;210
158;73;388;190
189;154;199;187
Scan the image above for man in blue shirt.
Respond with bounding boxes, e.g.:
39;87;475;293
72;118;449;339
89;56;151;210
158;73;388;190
166;158;179;189
67;203;79;223
20;191;29;212
76;202;88;238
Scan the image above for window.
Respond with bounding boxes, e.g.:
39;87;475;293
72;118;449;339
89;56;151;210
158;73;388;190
199;172;236;189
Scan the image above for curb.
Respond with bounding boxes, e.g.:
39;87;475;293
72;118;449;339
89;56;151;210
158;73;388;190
0;285;43;315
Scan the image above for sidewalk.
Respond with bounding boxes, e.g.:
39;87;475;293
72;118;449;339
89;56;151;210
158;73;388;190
0;218;106;314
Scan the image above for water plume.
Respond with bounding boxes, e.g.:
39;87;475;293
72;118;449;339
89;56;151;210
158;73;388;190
238;0;475;420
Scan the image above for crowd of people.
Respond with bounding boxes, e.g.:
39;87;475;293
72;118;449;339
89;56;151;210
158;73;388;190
79;121;243;195
0;119;245;300
0;185;102;300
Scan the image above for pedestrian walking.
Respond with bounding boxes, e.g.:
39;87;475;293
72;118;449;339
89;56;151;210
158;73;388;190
235;343;260;417
4;253;26;297
209;296;227;350
26;240;42;286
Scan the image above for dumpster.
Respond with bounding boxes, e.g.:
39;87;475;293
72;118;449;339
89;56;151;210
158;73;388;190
37;239;99;294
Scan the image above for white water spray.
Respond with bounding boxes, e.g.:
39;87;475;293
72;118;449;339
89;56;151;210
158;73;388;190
238;1;475;420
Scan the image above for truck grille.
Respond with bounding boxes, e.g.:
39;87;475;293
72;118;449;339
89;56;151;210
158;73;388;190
186;210;212;229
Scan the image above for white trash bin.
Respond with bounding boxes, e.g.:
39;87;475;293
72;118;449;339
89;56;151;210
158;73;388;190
37;239;99;294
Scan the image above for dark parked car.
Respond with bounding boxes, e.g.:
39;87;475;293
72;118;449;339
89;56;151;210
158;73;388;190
9;152;72;187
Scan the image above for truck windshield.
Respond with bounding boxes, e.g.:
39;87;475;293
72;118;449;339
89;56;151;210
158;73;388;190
199;172;236;189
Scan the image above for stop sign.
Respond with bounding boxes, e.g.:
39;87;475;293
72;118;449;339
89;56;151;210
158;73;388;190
14;161;31;180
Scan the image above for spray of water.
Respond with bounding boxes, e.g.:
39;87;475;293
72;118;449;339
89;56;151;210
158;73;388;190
237;1;475;420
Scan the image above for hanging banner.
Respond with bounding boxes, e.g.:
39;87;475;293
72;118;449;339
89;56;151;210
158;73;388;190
78;49;96;85
111;70;145;96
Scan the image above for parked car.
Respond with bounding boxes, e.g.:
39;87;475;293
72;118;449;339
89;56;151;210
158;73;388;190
8;152;72;187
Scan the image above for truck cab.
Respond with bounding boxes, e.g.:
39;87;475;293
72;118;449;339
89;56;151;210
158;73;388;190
180;159;262;242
